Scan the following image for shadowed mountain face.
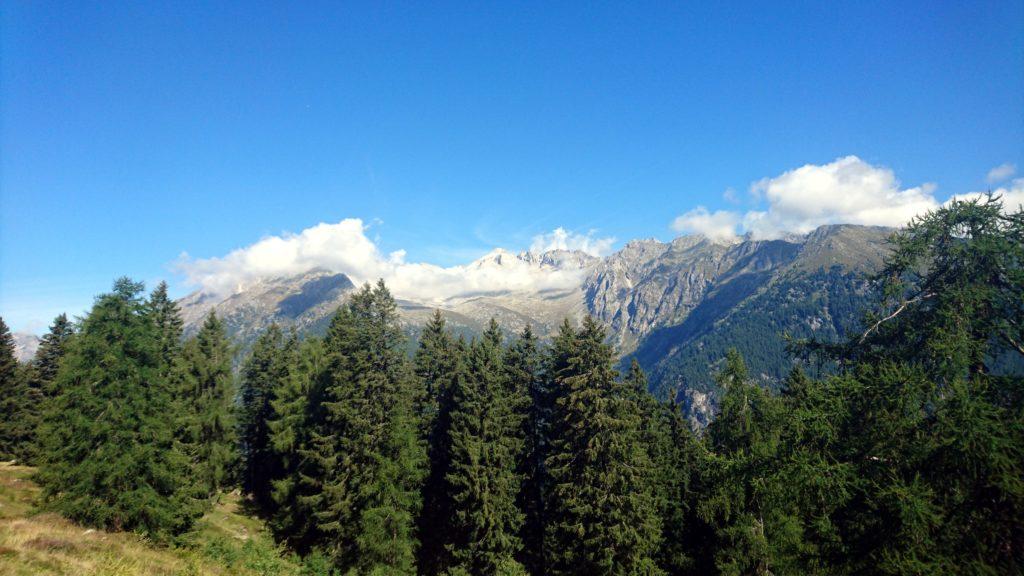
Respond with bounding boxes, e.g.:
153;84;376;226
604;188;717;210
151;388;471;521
178;224;893;419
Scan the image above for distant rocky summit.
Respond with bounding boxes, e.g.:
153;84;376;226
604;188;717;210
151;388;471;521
12;332;40;363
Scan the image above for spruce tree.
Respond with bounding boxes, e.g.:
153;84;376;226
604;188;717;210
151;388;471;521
623;360;698;574
180;312;238;496
305;281;425;574
32;313;74;395
533;318;579;575
414;310;462;575
504;324;544;574
147;280;184;378
545;317;663;575
35;278;201;541
268;332;321;550
0;316;35;462
238;323;287;512
443;319;527;575
3;313;76;464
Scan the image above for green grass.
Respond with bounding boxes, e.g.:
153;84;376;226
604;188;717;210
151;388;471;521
0;462;304;576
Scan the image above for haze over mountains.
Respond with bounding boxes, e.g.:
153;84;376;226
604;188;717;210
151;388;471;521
177;223;892;422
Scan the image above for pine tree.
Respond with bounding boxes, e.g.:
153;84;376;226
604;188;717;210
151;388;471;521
35;278;201;541
180;312;238;496
305;281;425;574
443;319;527;575
238;323;287;512
545;317;663;575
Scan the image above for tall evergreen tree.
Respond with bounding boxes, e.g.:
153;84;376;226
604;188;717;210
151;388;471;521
304;281;425;574
35;278;201;541
414;310;463;575
238;323;287;512
504;324;544;574
268;333;322;550
180;312;238;496
545;317;663;575
32;313;74;395
623;360;699;575
443;319;527;575
0;316;35;462
824;196;1024;573
702;352;855;575
3;313;77;464
147;281;184;379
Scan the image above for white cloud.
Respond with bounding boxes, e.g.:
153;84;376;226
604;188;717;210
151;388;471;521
176;220;598;302
986;163;1016;184
528;227;616;256
949;178;1024;213
670;156;941;241
671;207;740;242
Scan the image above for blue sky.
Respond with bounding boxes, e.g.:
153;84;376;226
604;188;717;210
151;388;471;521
2;1;1023;333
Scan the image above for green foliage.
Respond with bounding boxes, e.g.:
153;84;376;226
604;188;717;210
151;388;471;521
443;319;527;575
267;334;321;550
504;324;544;574
545;317;663;575
23;198;1023;576
302;281;425;574
148;281;185;378
857;194;1024;380
32;313;75;394
414;310;463;575
179;312;238;496
238;324;288;512
0;316;38;463
35;278;202;541
637;266;873;408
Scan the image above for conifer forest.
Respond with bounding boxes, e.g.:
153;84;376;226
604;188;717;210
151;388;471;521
1;198;1022;575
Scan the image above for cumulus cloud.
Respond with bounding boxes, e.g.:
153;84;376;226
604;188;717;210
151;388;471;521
528;227;616;256
671;207;741;242
949;178;1024;213
670;156;941;241
176;220;599;301
986;163;1016;184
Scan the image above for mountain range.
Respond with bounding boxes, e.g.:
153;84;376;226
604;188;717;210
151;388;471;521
177;224;893;424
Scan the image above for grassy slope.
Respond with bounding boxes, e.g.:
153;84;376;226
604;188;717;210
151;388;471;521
0;463;302;576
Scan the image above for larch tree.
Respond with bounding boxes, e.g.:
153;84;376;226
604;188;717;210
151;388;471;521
35;278;201;541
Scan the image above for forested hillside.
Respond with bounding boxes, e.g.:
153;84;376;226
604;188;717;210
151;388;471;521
0;197;1021;575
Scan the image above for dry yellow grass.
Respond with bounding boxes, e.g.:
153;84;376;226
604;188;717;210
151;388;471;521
0;463;301;576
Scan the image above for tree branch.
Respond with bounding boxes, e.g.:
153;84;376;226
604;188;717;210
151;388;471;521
1002;332;1024;357
859;293;934;344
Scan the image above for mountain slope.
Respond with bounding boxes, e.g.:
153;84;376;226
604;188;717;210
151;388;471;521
177;225;893;421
